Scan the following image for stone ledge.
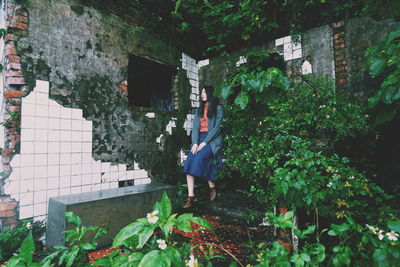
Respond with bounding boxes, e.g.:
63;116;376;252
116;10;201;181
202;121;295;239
46;183;175;248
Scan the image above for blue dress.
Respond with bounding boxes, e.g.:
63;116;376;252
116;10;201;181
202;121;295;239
183;132;222;181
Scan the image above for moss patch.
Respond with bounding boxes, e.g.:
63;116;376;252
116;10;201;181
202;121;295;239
70;4;85;16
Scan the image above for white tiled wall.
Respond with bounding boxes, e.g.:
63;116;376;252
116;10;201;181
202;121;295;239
4;80;151;221
182;53;200;109
275;35;303;61
181;53;207;136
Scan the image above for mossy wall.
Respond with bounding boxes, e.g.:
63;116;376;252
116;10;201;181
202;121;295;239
15;0;192;184
200;16;399;105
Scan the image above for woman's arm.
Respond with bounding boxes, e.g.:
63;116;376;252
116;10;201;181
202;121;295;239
203;105;223;144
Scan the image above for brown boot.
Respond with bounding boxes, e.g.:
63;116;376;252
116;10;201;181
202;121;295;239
183;196;197;208
209;187;217;201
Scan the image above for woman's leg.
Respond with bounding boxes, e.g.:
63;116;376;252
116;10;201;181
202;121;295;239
183;174;196;208
187;174;195;196
208;180;217;201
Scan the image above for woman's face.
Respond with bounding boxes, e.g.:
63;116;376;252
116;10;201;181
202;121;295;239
201;88;207;102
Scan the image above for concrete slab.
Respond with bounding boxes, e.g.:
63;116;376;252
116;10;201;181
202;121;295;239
46;183;175;247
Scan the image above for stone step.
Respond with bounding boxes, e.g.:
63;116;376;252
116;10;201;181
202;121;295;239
205;190;263;223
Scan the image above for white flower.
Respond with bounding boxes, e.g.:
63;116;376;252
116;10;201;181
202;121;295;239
26;222;32;229
377;230;385;240
147;210;159;224
386;231;399;241
349;175;355;179
187;255;198;267
326;115;330;119
327;182;333;187
366;224;378;234
156;239;167;250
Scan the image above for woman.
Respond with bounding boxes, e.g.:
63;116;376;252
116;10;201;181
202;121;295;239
182;85;223;208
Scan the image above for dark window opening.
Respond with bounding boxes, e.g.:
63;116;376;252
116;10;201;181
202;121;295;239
128;55;177;111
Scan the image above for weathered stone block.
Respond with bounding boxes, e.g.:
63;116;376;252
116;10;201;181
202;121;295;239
46;183;175;247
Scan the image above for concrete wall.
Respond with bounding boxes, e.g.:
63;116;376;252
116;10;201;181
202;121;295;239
200;16;398;106
345;16;399;103
0;0;202;224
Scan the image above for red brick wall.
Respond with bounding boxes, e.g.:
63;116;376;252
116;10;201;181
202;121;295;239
1;1;29;227
332;21;348;94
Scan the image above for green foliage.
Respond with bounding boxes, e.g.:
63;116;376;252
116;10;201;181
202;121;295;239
221;72;387;220
255;211;400;266
0;28;6;38
41;211;107;267
171;0;400;56
217;66;290;110
366;25;400;125
4;231;50;267
0;219;45;262
0;112;20;128
97;191;214;267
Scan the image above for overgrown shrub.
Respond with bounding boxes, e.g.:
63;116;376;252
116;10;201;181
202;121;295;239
0;219;45;262
220;71;397;224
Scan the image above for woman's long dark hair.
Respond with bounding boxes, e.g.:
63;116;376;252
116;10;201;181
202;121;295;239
199;85;219;118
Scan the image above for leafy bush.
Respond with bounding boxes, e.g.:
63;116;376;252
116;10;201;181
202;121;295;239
0;219;45;262
220;73;392;222
41;211;107;267
96;191;213;266
366;25;400;125
254;211;400;267
4;192;220;267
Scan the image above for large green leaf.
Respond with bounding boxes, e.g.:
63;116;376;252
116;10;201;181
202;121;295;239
283;210;294;220
163;214;178;234
65;212;81;227
235;91;249;109
387;26;400;43
190;217;213;231
176;220;192;233
139;250;170;267
159;191;172;220
113;222;143;248
19;231;35;264
388;220;400;232
162;247;182;266
137;226;155;249
129;252;144;262
382;86;400;104
80;243;96;250
177;213;193;222
302;225;316;236
369;58;386;77
66;246;80;267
